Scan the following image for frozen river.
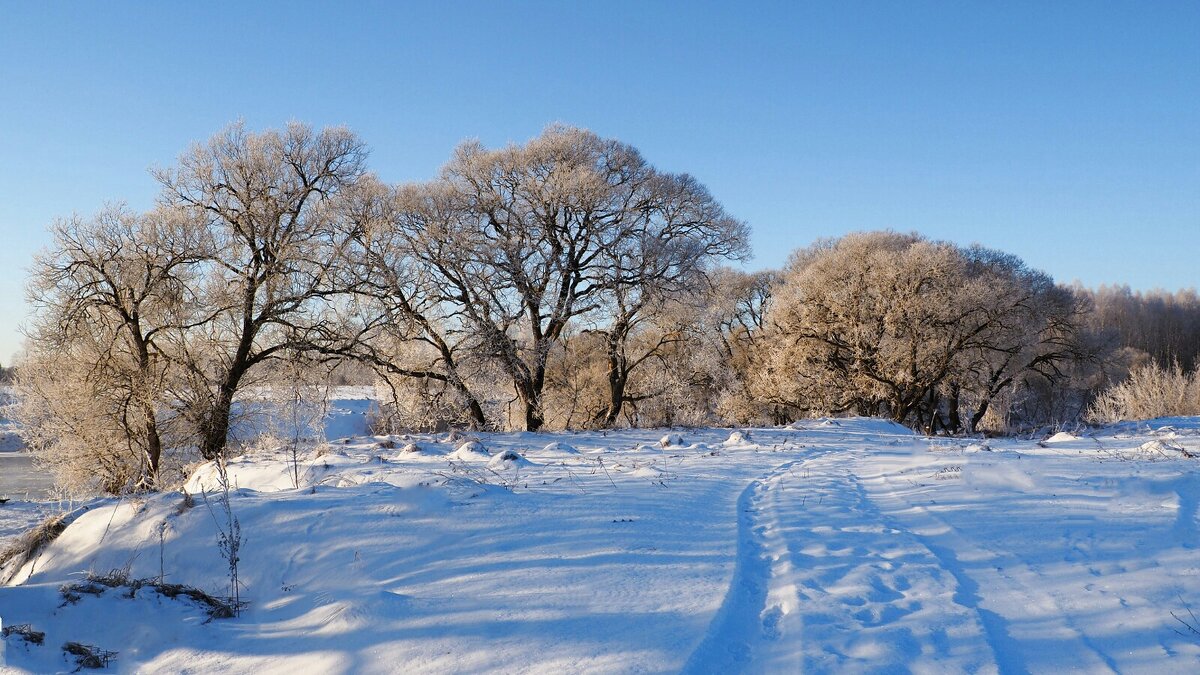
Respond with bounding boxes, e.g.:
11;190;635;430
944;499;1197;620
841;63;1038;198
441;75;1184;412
1;388;54;499
0;451;52;500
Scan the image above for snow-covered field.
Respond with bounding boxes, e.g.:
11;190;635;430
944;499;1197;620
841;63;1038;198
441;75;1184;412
3;395;1200;673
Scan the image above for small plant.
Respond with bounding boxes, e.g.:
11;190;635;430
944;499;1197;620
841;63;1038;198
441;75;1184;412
201;454;244;617
1172;596;1200;641
58;567;244;619
1;623;45;645
62;641;118;669
156;520;171;583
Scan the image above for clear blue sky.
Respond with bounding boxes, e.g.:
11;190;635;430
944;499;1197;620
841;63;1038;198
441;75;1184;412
1;1;1197;364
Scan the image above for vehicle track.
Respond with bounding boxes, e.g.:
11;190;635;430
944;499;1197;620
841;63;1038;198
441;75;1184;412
683;451;994;673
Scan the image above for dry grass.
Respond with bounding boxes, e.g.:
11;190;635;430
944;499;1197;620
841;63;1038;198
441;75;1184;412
0;511;69;583
62;641;118;669
58;568;245;620
1;623;45;645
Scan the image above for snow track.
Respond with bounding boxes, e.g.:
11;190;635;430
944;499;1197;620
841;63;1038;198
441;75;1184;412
685;452;995;673
870;464;1123;673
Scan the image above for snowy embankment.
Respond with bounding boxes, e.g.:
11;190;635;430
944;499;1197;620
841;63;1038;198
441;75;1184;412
3;405;1200;673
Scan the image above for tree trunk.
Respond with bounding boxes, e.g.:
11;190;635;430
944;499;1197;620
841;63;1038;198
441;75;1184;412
523;397;545;432
445;370;487;430
141;401;163;479
969;400;991;435
514;377;545;432
947;383;962;434
201;381;239;459
596;334;629;428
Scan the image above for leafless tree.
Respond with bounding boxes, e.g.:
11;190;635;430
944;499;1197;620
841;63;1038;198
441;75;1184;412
154;122;367;458
1078;285;1200;372
762;231;1092;433
18;204;205;490
330;177;491;429
406;125;747;430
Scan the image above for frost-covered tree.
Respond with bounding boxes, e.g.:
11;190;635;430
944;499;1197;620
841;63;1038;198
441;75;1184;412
407;125;747;430
701;268;785;424
1078;285;1200;372
762;231;1091;433
18;205;205;491
330;177;493;430
155;122;367;458
585;173;749;426
942;246;1094;432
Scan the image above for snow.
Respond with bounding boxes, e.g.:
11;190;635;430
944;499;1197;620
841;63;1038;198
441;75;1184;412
447;441;490;461
4;410;1200;672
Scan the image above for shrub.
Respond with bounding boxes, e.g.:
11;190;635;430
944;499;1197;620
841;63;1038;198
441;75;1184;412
1087;362;1200;423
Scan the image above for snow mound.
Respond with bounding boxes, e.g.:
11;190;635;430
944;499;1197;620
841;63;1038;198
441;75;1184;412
631;465;667;478
448;441;490;461
1045;432;1079;443
722;430;753;445
1134;440;1194;459
446;427;477;444
488;449;534;469
538;441;580;456
400;442;424;454
659;433;684;448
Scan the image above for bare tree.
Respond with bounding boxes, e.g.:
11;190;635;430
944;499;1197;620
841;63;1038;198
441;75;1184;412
154;122;367;458
945;246;1093;433
407;125;747;430
703;268;785;424
1079;285;1200;372
585;172;749;426
762;231;1091;433
18;204;204;490
330;177;491;429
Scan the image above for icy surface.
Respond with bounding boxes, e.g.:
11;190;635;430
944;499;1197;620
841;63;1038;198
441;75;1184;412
3;415;1200;672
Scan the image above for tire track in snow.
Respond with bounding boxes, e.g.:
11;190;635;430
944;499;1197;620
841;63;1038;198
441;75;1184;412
868;465;1121;674
681;459;805;673
683;452;995;673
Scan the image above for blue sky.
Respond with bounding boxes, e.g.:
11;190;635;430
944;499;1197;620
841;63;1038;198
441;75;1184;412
1;1;1197;364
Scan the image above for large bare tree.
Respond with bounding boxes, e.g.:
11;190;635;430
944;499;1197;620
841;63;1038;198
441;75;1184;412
155;122;367;458
328;177;491;429
19;205;205;490
408;125;747;430
763;231;1090;432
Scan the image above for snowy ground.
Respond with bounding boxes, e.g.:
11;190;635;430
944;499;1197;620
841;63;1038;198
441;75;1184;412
3;398;1200;673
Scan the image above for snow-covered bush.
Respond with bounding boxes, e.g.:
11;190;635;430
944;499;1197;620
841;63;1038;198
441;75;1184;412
1087;362;1200;423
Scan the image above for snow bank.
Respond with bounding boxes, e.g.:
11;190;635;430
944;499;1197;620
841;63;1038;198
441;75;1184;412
487;449;535;469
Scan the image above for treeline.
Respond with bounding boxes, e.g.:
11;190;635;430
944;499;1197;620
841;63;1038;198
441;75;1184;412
13;122;1199;494
1075;286;1200;373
